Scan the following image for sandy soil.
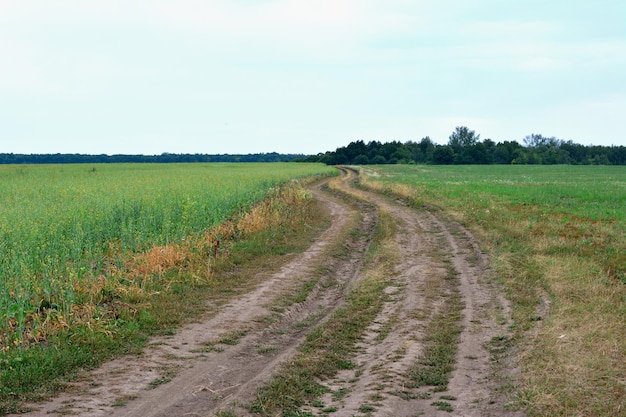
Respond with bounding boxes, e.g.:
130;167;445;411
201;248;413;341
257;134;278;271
12;169;523;417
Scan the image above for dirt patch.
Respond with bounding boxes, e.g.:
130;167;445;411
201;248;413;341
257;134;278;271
11;170;523;417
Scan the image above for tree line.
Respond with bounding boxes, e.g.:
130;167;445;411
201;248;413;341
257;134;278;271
0;152;305;165
300;127;626;165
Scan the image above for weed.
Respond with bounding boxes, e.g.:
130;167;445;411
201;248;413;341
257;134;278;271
431;401;453;412
369;393;385;401
215;409;240;417
407;291;463;390
332;388;350;401
257;345;278;355
112;394;138;407
148;377;172;389
217;329;247;346
358;404;375;413
390;390;431;400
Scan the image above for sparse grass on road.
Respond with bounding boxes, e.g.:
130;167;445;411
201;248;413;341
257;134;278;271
250;199;398;417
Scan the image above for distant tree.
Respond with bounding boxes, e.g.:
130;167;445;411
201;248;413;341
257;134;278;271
418;136;435;163
607;146;626;165
523;133;562;148
353;155;370;165
511;149;529;164
433;146;455;164
379;141;401;160
464;143;491;164
447;126;483;164
492;141;523;164
344;140;368;163
391;146;411;163
300;135;623;166
590;153;610;165
560;140;587;164
448;126;480;152
371;155;387;164
404;141;421;163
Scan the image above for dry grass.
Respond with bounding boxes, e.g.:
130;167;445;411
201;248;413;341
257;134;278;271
130;245;188;278
520;255;626;416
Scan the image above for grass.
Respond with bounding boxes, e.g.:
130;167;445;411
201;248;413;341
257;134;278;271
0;166;335;415
358;164;626;417
217;329;248;346
407;255;463;393
112;394;139;407
431;400;453;412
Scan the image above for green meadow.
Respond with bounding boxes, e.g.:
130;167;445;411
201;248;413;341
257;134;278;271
360;164;626;416
368;164;625;220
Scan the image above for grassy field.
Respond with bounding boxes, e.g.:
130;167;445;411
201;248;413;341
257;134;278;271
359;164;626;416
0;162;335;413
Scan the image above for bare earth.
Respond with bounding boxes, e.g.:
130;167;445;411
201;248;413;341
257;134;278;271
13;169;524;417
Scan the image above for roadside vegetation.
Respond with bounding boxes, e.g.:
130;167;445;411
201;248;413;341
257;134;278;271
358;164;626;416
0;162;335;414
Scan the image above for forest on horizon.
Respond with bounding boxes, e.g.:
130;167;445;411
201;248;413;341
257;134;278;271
2;127;625;165
0;152;303;165
303;127;626;165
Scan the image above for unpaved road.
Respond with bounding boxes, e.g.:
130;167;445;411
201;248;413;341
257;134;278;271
13;168;523;417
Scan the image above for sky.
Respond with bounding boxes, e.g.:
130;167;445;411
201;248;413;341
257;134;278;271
1;0;625;155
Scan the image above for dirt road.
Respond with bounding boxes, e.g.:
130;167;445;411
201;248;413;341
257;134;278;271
13;168;523;417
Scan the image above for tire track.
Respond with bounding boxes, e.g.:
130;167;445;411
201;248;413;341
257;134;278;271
303;168;523;417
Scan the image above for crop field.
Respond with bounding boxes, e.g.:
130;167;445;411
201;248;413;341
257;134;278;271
0;162;334;351
359;164;626;416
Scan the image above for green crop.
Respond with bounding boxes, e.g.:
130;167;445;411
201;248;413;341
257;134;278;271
0;162;334;348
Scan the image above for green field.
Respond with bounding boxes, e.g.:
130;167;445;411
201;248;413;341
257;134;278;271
366;164;625;219
0;163;335;349
359;164;626;416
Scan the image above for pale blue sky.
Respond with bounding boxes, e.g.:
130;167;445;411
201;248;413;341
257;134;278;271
1;0;625;155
